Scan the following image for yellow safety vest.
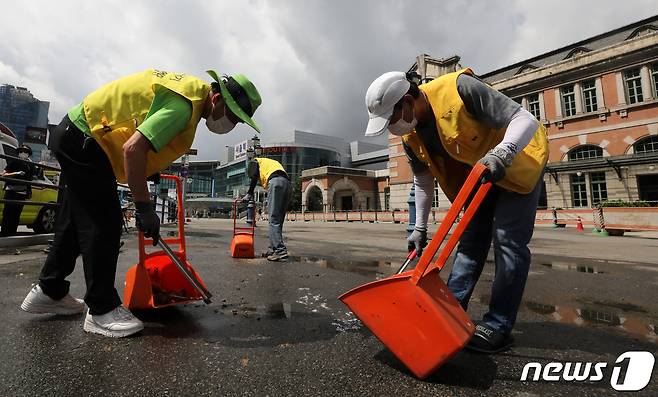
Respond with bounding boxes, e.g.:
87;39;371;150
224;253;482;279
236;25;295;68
255;158;287;188
82;69;210;183
402;68;548;201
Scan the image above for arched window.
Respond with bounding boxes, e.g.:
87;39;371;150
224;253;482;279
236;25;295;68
568;145;603;161
634;136;658;156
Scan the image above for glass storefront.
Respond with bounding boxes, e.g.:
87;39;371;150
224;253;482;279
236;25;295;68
261;146;341;181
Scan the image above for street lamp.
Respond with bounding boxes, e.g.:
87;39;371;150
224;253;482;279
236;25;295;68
248;135;262;157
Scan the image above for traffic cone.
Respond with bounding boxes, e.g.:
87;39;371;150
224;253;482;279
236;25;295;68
576;216;584;233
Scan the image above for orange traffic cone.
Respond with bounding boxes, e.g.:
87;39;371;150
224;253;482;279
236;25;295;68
576;216;584;233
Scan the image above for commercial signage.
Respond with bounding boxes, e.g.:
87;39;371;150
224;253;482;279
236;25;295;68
234;140;249;159
263;146;297;154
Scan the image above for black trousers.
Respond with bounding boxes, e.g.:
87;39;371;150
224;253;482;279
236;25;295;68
38;116;123;315
1;190;27;236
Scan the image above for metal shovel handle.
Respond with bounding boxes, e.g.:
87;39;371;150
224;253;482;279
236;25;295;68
396;249;418;274
157;239;213;304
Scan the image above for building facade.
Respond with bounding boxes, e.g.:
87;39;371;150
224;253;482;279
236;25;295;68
0;84;50;160
386;16;658;211
482;15;658;208
214;130;384;203
301;167;389;211
164;160;220;198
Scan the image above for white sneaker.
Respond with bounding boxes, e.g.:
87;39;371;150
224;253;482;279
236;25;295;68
21;284;85;315
83;305;144;338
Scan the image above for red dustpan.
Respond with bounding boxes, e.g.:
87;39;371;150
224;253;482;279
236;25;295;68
230;199;255;258
124;174;212;309
339;164;492;379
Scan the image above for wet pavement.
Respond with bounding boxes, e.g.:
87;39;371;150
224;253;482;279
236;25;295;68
1;219;657;396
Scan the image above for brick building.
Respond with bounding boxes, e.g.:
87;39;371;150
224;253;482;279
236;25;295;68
387;15;658;211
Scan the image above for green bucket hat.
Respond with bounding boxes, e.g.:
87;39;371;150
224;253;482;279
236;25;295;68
206;70;262;133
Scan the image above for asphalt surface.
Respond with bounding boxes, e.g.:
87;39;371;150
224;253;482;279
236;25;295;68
1;219;657;396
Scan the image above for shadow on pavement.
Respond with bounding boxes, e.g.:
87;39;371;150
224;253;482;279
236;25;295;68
134;305;340;348
513;320;657;355
373;348;497;390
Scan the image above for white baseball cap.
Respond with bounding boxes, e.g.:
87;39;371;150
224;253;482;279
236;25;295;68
364;71;410;137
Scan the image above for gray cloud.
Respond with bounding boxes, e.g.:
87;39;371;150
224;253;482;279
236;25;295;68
2;0;656;159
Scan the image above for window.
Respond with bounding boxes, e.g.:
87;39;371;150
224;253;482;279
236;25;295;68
561;85;576;117
651;63;658;98
570;174;588;207
634;136;658;156
581;79;597;113
624;68;643;104
2;144;17;158
590;172;608;205
527;93;541;119
568;145;603;161
384;187;390;211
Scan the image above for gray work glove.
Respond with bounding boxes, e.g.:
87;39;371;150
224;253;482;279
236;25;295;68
135;201;160;246
242;193;253;203
477;151;508;183
407;227;428;255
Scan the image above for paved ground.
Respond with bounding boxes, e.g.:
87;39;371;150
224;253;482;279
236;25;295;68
1;219;657;396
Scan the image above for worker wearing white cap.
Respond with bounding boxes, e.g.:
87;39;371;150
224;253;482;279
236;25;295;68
364;68;548;353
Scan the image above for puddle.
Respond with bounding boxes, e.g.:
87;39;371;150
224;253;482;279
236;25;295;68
216;302;292;319
287;255;394;277
177;231;220;238
539;261;605;274
524;300;657;343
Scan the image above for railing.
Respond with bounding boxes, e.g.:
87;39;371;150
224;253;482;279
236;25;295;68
268;206;658;234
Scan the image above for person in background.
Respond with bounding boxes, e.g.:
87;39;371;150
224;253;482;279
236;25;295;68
1;145;36;236
242;149;292;261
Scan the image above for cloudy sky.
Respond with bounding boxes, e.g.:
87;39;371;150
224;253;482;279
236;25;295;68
2;0;657;159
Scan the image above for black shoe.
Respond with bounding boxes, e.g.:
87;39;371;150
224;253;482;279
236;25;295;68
261;250;274;258
465;323;514;354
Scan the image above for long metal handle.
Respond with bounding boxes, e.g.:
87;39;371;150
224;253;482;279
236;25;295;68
157;239;212;304
396;249;418;274
410;164;491;285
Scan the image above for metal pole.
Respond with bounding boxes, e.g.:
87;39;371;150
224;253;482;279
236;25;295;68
407;184;416;237
181;154;189;213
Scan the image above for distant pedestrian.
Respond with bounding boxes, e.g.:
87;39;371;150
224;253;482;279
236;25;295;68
1;145;36;236
242;149;291;261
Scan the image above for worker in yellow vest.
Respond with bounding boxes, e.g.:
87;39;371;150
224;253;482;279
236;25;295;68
364;69;548;353
242;150;292;261
21;69;262;338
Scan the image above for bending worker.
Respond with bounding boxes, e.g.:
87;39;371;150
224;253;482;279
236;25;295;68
364;68;548;353
1;145;36;236
21;69;262;338
242;150;291;262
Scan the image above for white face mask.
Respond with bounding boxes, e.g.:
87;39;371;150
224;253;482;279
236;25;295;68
206;113;236;135
18;152;29;159
388;103;417;136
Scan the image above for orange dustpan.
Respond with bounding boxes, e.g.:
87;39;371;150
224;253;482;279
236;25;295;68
230;199;255;258
339;164;492;379
124;174;212;309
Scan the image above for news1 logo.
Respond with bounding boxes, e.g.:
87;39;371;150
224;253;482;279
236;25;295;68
520;351;655;391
